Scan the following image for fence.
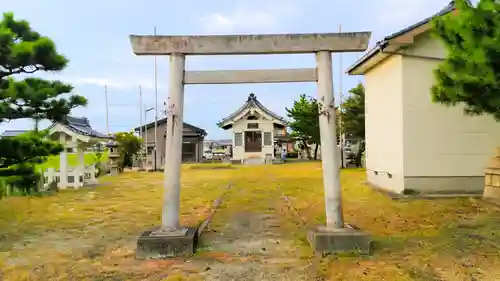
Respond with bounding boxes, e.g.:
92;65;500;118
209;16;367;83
40;165;98;189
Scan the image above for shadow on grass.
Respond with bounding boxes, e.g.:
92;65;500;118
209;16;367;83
431;213;500;257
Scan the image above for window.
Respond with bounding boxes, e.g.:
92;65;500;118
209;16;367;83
247;123;259;129
263;132;272;146
234;132;243;146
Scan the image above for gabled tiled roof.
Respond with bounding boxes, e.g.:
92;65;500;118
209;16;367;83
217;93;287;129
62;116;112;139
346;1;468;74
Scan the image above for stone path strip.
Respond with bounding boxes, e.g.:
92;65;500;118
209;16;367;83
192;175;317;281
197;183;234;238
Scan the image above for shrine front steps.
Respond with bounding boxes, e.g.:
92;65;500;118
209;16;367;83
243;157;265;165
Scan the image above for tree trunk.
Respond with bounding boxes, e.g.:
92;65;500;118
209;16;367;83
301;140;312;159
355;141;366;168
34;118;39;132
314;144;319;160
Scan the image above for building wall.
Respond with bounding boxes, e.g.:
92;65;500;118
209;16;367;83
400;33;500;193
231;118;275;160
141;123;204;166
364;55;405;193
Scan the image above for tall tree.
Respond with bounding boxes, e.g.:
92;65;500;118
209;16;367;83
341;83;365;139
431;0;500;119
115;132;143;168
286;94;321;159
0;12;87;192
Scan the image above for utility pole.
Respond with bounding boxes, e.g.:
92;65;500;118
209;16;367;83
105;85;110;135
145;106;154;169
338;24;345;168
139;85;143;139
145;106;148;157
154;26;159;171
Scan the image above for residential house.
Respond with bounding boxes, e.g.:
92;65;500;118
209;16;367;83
134;118;207;168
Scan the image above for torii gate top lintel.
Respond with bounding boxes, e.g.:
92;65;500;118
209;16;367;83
129;32;371;56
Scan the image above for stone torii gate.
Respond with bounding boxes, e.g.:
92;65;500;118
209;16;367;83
130;32;372;258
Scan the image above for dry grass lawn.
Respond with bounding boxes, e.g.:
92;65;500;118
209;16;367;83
0;162;499;280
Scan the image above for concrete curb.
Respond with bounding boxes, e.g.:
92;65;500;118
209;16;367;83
281;192;308;228
197;183;234;238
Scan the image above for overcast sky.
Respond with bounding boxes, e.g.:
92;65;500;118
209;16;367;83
1;0;461;139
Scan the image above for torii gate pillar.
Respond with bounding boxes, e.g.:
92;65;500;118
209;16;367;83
132;32;373;258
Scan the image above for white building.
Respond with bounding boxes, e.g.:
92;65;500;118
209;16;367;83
217;93;289;164
347;1;500;195
47;116;111;189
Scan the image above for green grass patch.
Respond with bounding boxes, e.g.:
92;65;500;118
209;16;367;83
36;151;108;170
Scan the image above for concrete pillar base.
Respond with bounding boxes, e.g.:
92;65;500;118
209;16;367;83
136;226;197;259
307;224;372;255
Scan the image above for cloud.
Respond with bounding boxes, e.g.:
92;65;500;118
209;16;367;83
199;0;299;34
68;77;127;88
49;75;164;91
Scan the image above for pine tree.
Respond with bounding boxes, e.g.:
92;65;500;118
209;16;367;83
432;0;500;119
0;12;87;193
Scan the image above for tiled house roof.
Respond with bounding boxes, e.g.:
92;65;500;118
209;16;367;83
62;116;112;139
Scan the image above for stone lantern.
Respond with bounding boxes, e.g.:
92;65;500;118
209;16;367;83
107;140;120;176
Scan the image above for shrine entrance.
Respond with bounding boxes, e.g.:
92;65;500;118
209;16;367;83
244;131;262;153
130;31;371;257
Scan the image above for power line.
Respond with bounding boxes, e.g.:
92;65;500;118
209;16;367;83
107;103;138;107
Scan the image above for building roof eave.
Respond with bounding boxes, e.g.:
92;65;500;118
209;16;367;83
217;93;287;127
134;118;207;136
346;1;459;75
